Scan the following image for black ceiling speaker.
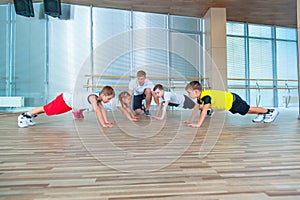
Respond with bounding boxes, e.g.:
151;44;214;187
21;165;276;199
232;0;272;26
44;0;62;18
14;0;34;17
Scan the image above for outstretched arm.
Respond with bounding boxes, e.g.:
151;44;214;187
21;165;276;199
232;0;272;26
155;102;162;116
184;103;200;124
117;105;137;121
152;101;169;120
98;103;114;125
188;103;210;128
89;96;113;128
127;107;138;120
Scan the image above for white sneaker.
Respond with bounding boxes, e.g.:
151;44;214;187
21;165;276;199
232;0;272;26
27;116;36;126
252;114;265;123
263;109;279;123
18;114;28;128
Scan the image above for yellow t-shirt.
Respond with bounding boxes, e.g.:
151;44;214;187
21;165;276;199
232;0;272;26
197;90;234;110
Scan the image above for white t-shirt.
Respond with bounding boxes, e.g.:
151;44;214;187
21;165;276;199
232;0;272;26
102;97;122;111
128;78;154;95
159;91;185;107
63;91;96;111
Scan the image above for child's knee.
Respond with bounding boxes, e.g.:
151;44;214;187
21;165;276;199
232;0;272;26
144;88;152;95
135;108;142;115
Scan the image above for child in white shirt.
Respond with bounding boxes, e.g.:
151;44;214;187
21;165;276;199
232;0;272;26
152;84;195;120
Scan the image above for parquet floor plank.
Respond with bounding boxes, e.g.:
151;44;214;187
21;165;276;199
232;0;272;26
0;109;299;199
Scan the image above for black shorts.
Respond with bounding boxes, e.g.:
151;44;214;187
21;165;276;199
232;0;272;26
168;102;180;107
133;93;146;110
183;95;195;109
162;95;195;109
229;93;250;115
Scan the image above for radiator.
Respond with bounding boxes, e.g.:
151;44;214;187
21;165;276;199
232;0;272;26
0;96;24;107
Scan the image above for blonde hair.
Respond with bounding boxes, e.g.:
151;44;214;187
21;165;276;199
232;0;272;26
136;70;146;77
100;86;115;97
118;91;131;107
185;81;203;91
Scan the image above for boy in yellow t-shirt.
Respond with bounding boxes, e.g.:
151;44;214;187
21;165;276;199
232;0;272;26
184;81;279;128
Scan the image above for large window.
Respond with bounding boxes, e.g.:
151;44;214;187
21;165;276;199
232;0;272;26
0;3;204;111
227;22;298;108
0;5;8;96
0;4;46;107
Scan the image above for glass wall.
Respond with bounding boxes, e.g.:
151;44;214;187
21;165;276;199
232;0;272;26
1;3;298;110
0;5;8;96
48;5;91;100
227;22;298;108
0;4;46;107
132;11;168;90
276;27;298;108
227;22;246;100
91;7;131;93
0;3;204;110
169;15;202;94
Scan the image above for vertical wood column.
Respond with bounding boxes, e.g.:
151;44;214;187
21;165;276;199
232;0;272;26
203;8;227;90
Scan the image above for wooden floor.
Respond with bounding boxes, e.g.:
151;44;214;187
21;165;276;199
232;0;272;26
0;109;300;200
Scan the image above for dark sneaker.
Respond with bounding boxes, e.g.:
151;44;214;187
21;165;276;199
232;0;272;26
207;108;214;117
263;109;279;123
145;110;151;116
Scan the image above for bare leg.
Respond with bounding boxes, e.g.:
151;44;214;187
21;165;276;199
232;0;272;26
248;107;268;114
135;108;142;115
198;105;203;111
144;88;152;110
28;106;45;115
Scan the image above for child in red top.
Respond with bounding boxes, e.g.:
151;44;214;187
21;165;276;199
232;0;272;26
17;86;115;128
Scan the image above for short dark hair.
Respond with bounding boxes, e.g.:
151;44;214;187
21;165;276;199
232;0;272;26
153;84;164;91
185;81;203;91
100;86;115;97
